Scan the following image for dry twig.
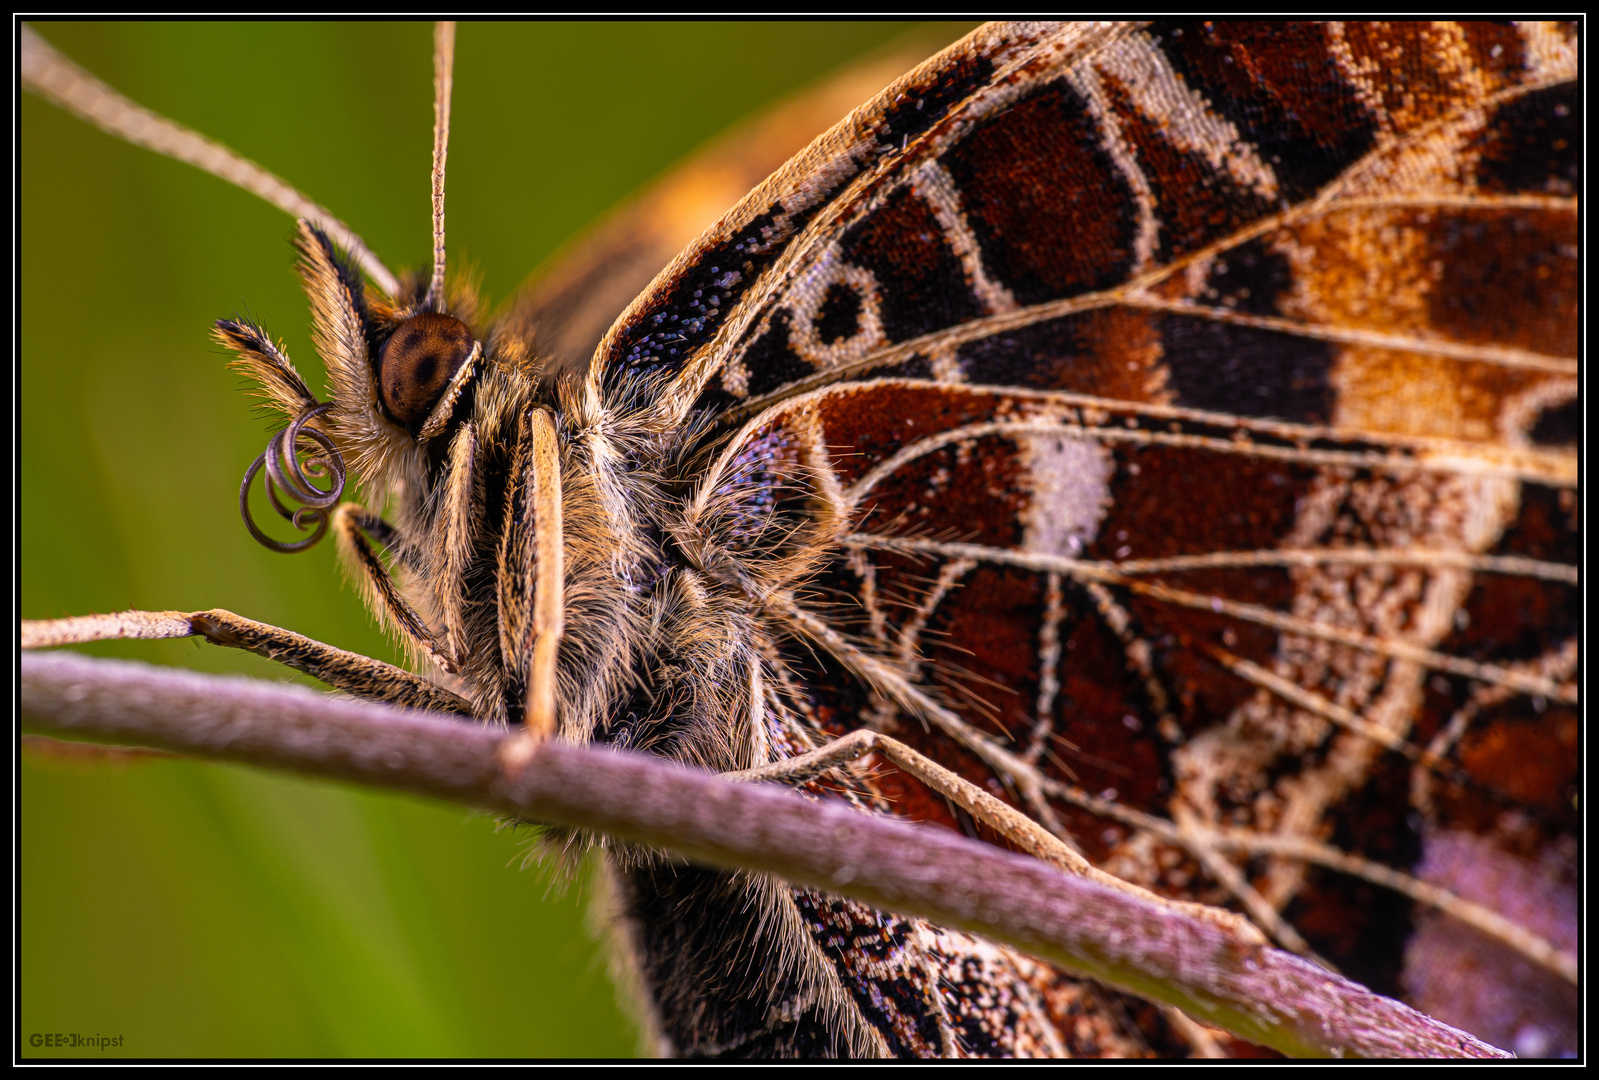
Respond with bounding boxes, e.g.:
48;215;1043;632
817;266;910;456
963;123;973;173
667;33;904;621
20;650;1506;1059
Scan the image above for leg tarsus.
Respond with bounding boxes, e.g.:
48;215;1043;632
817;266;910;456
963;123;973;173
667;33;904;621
729;730;1095;876
22;610;196;649
22;608;473;717
729;729;1268;948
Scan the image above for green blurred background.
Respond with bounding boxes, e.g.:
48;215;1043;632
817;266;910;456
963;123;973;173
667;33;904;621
20;21;943;1057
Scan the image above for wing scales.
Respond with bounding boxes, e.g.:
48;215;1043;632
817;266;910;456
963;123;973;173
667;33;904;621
695;369;1576;1050
596;19;1576;1055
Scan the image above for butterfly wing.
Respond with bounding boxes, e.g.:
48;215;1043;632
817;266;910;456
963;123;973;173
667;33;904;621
596;21;1578;1056
501;28;966;378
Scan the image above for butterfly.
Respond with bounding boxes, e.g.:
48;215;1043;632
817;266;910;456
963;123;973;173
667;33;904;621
22;21;1577;1058
20;21;906;1055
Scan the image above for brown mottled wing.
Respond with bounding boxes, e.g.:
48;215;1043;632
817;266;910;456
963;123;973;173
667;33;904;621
611;21;1579;1056
500;28;968;379
586;22;1105;417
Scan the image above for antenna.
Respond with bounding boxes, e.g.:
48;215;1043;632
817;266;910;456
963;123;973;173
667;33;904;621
20;24;401;298
424;21;456;312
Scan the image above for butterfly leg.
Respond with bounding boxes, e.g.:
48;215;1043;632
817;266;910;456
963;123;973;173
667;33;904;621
333;503;461;675
728;729;1265;947
20;608;473;715
429;421;480;665
496;408;566;766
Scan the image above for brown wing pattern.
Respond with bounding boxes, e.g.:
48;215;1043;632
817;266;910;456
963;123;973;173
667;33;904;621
503;29;965;380
690;21;1577;427
699;377;1574;1040
631;21;1577;1056
587;21;1090;417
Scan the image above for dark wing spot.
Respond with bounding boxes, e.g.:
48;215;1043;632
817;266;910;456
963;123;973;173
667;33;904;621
816;282;864;345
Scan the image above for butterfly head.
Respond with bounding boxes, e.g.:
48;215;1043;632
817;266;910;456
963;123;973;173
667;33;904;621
211;20;522;555
215;218;500;554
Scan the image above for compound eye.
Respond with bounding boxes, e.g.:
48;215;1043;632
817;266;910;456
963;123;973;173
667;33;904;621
378;311;475;430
